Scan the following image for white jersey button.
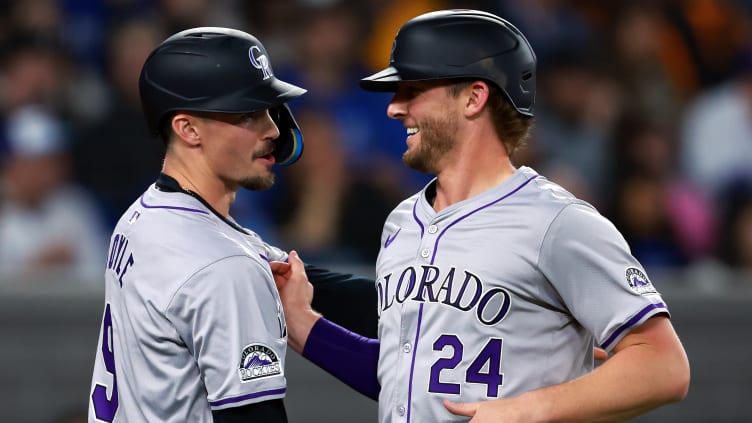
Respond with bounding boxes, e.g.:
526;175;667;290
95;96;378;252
397;405;406;416
421;249;430;258
428;224;438;234
402;343;412;353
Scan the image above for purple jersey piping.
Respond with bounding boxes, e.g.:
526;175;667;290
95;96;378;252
430;174;538;263
406;302;424;423
600;302;668;350
406;174;536;422
209;387;286;407
412;199;425;238
139;194;209;214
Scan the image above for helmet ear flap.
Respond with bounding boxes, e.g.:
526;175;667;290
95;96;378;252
270;104;304;166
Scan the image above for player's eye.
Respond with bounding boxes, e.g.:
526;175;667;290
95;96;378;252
237;111;266;123
395;84;424;100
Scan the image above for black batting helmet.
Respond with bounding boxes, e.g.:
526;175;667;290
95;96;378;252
139;27;306;165
360;10;536;117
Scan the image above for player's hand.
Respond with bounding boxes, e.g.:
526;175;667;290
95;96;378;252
444;398;535;423
275;251;320;353
594;347;608;361
269;260;291;290
276;251;313;308
444;399;481;419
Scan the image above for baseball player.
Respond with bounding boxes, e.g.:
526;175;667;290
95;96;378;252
87;27;378;423
273;10;690;423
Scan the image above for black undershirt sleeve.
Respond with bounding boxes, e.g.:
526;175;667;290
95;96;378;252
304;263;378;339
212;398;287;423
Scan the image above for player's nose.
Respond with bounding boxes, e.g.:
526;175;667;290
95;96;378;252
263;109;281;140
387;95;407;120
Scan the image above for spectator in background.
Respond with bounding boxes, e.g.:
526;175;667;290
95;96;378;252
0;2;114;127
360;0;448;73
492;0;593;64
606;114;715;270
679;47;752;202
272;107;348;260
529;48;620;206
659;0;749;94
580;0;748;105
601;1;685;126
717;183;752;277
72;19;166;225
0;105;108;285
229;111;342;251
260;1;430;263
156;0;243;35
0;33;72;114
689;180;752;288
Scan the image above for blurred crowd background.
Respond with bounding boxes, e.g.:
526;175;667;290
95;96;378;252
2;1;752;422
2;0;752;286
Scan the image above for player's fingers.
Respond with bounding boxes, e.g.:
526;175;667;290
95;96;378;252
443;399;478;416
288;250;304;272
269;261;290;276
594;347;608;361
269;261;290;290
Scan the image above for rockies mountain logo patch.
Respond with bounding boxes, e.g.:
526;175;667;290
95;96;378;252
625;267;656;295
238;343;282;382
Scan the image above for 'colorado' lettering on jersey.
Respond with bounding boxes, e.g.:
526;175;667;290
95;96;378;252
377;265;511;325
374;166;669;423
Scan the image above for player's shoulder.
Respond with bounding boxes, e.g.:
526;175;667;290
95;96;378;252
116;185;218;240
521;167;596;213
517;168;621;239
113;185;267;277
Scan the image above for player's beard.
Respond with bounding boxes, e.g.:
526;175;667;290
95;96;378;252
240;172;275;191
403;112;458;174
241;148;276;191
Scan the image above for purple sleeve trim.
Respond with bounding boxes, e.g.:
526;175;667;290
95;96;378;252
209;387;286;407
302;318;380;400
600;302;669;350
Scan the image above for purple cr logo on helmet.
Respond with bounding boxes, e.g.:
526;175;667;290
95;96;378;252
249;45;272;81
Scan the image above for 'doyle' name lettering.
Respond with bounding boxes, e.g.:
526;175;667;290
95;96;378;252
107;233;135;287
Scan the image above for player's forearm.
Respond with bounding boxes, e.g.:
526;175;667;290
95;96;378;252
526;322;689;422
302;318;381;400
286;309;321;353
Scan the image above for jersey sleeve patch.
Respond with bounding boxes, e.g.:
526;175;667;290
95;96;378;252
625;267;657;295
238;343;283;382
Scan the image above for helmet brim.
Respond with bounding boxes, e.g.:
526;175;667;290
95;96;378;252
360;66;453;92
241;77;307;110
359;66;403;92
148;77;306;135
180;77;306;115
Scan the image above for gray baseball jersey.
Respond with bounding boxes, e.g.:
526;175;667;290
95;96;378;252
88;182;288;422
375;166;668;423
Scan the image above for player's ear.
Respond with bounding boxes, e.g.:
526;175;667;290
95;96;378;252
463;80;490;118
171;113;202;146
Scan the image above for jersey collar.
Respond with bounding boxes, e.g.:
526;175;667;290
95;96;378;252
154;172;250;235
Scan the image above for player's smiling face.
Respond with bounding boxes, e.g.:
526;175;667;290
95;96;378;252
196;110;281;191
387;80;460;174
